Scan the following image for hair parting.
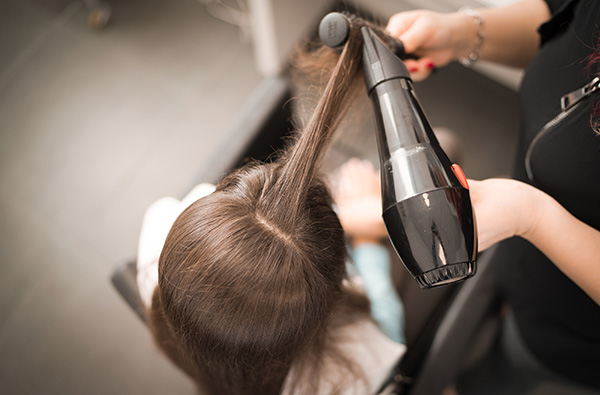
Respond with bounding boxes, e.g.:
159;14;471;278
148;15;399;395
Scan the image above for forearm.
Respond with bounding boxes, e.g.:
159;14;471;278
450;0;550;68
522;193;600;305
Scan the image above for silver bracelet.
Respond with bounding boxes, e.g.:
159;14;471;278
459;6;485;68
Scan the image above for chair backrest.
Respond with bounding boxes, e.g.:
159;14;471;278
378;244;503;394
111;260;147;323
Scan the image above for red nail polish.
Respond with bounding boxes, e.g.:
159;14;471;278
409;67;418;72
426;62;435;69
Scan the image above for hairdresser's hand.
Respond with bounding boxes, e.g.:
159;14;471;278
387;10;468;81
470;177;600;304
333;159;388;246
468;178;543;252
388;1;551;74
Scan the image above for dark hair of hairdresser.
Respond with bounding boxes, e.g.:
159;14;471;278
587;36;600;132
147;16;397;395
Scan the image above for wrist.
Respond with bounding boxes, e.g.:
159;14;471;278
517;185;551;242
449;8;485;65
447;12;472;60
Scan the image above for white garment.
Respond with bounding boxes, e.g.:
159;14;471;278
136;183;405;393
136;183;216;307
282;318;405;395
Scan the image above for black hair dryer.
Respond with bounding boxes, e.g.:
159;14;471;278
361;27;478;288
319;13;478;288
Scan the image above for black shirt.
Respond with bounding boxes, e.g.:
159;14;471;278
498;0;600;387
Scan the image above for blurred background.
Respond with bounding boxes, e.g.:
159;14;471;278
0;0;519;393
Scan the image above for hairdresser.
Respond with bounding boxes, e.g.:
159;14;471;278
387;0;600;392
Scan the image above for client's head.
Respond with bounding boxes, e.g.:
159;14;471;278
148;15;391;395
153;162;347;394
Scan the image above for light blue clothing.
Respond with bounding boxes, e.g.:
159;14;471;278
351;242;405;344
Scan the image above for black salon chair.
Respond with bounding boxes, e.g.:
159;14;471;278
111;261;147;323
379;245;503;394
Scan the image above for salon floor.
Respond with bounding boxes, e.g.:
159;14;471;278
0;0;519;394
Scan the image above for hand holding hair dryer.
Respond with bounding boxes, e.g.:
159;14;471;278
320;13;478;288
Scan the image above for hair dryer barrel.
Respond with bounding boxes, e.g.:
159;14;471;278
361;27;478;288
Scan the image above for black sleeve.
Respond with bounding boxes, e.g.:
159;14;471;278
538;0;579;44
543;0;574;14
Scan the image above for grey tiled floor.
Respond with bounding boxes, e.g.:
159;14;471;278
0;0;260;393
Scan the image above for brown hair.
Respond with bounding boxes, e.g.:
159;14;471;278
148;16;391;395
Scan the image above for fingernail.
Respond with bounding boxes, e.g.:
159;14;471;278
426;62;435;69
409;66;418;72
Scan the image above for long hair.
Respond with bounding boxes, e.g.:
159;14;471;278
147;16;392;395
586;35;600;132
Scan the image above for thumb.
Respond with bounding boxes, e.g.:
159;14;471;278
399;18;435;55
386;11;434;55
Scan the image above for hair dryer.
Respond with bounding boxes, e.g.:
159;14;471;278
319;13;478;288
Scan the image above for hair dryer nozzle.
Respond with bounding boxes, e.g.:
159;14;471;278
361;27;411;93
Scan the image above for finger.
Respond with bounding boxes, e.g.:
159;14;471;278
404;59;419;71
394;16;434;55
386;12;417;37
386;13;429;55
466;179;481;200
406;57;436;81
478;242;492;253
